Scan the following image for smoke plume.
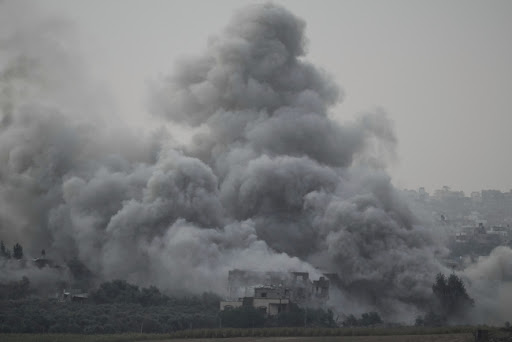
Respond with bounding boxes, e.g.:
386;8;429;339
1;1;509;323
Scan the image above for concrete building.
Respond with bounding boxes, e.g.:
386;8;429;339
226;269;332;304
221;269;337;315
220;285;291;316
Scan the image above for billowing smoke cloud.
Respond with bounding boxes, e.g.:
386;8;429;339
1;1;509;323
463;247;512;324
149;3;446;318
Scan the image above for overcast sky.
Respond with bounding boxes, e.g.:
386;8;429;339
37;0;512;194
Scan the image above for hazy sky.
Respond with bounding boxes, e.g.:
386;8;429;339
37;0;512;194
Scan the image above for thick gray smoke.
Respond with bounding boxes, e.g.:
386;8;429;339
463;247;512;324
149;3;446;318
1;1;509;323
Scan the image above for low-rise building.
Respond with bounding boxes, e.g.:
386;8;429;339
60;289;89;302
220;285;290;316
226;269;333;304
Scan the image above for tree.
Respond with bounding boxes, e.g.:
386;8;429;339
0;276;31;300
360;312;382;326
12;243;23;259
0;240;9;258
342;314;359;327
432;273;474;319
416;311;446;327
219;306;265;328
342;312;382;327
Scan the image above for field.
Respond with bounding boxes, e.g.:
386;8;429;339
0;327;482;342
0;335;474;342
144;335;474;342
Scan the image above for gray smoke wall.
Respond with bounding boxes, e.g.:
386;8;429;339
1;1;510;323
149;3;447;319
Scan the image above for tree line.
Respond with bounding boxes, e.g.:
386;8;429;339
0;279;339;333
415;273;474;326
0;279;222;333
0;240;23;259
0;259;475;333
219;304;337;329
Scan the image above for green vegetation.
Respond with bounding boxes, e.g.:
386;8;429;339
217;304;336;329
0;277;31;300
0;279;222;334
0;297;220;334
12;243;23;260
0;240;11;258
0;279;339;334
277;306;336;328
0;272;478;335
219;306;266;328
0;241;24;260
432;273;474;316
415;273;474;326
342;312;383;327
91;280;173;306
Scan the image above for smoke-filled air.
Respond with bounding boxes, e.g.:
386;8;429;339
1;1;511;325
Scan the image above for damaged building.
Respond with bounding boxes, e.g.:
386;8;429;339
59;288;89;302
220;270;337;315
220;286;291;316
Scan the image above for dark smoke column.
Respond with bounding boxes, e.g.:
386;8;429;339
0;1;446;320
152;3;446;318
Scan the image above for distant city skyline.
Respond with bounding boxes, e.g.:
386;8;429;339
403;185;512;195
39;0;512;194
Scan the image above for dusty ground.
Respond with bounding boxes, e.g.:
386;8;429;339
142;334;474;342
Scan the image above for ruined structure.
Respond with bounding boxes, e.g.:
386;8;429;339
60;289;89;302
220;286;291;316
220;269;337;315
